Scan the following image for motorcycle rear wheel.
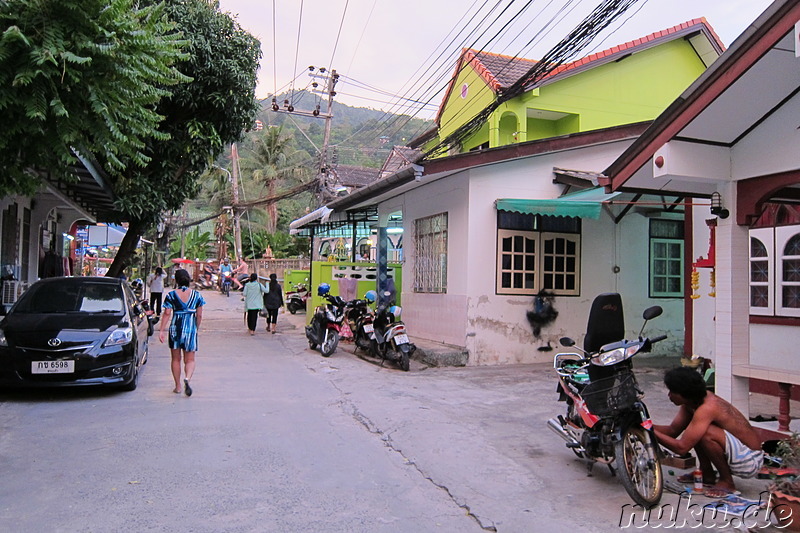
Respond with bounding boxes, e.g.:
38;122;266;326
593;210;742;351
614;425;663;508
320;330;339;357
287;302;300;314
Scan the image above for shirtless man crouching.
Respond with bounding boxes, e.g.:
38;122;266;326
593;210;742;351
654;366;764;497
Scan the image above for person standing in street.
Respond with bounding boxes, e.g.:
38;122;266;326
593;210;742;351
243;273;268;336
263;273;284;334
159;269;205;396
147;266;167;316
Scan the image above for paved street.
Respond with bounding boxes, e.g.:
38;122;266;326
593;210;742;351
0;288;785;532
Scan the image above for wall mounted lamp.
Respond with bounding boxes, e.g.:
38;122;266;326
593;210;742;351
710;192;729;219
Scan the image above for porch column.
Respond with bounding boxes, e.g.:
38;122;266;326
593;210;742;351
713;182;750;416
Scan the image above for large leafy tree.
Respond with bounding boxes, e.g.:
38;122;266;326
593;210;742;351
108;0;261;276
0;0;188;196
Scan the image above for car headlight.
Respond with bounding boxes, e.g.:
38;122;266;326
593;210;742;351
0;328;6;347
103;327;133;347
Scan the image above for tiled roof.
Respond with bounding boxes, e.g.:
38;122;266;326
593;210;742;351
380;146;422;177
331;165;380;188
435;19;724;125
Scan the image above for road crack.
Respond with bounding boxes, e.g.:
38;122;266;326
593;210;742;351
331;384;497;532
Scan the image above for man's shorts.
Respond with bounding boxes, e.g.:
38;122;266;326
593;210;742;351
725;430;764;478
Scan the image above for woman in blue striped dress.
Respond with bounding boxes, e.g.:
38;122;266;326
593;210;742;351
159;269;205;396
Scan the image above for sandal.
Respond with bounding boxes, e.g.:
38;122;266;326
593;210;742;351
184;379;193;397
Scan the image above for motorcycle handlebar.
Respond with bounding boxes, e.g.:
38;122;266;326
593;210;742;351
650;334;667;344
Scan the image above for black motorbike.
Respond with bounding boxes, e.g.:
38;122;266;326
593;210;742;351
345;298;375;353
305;292;347;357
370;302;415;371
547;293;666;508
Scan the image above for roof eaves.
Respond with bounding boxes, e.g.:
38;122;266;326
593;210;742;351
601;0;800;191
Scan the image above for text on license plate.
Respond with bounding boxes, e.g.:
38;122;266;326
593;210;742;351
32;360;75;374
394;333;409;345
362;324;374;333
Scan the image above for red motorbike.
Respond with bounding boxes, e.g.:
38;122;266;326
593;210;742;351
547;293;667;508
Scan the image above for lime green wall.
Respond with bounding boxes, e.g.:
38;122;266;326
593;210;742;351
306;261;404;324
435;38;711;153
439;64;496;143
283;269;309;291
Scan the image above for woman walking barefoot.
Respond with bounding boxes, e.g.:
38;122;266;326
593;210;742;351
159;269;205;396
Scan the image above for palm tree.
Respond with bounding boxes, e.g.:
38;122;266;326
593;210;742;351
241;126;311;233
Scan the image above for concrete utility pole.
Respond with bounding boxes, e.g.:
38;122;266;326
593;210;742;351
270;66;338;204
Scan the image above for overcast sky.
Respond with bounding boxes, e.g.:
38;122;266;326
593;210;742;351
217;0;774;119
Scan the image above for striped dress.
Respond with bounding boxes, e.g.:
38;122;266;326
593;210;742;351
163;288;206;351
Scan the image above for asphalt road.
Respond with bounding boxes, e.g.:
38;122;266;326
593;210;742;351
0;289;782;532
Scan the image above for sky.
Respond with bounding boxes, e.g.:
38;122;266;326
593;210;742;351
217;0;775;120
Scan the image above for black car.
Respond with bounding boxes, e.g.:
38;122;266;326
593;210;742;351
0;276;150;391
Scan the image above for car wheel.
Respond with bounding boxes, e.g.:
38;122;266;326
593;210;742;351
141;340;149;365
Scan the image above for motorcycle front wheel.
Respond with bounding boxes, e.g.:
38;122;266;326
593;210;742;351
614;425;663;508
320;329;339;357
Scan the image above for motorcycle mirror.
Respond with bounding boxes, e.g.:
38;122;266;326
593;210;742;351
642;306;663;321
559;337;575;347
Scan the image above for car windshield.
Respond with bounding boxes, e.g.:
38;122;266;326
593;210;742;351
14;281;124;314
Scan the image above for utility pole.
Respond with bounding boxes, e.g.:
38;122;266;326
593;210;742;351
230;144;243;260
270;66;338;204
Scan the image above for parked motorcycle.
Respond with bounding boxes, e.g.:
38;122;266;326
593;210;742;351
370;298;415;371
305;283;347;357
285;281;309;314
345;290;377;353
547;292;666;508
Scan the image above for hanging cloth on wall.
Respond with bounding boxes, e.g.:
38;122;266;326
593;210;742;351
338;277;357;301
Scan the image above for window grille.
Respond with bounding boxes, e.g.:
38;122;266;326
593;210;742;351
414;213;447;293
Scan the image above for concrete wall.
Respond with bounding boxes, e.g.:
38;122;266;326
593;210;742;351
392;138;684;365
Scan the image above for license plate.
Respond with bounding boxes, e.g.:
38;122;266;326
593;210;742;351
32;360;75;374
363;324;374;333
394;333;409;345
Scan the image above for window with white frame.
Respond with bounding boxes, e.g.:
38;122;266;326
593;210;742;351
496;212;580;296
751;225;800;317
414;213;447;293
649;219;684;298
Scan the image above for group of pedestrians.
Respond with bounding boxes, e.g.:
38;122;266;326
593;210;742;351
155;262;284;397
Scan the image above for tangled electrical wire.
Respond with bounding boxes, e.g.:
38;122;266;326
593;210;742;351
422;0;641;159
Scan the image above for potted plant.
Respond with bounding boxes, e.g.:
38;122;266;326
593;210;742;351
769;434;800;530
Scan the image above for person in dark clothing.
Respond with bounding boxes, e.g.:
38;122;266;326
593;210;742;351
263;273;283;334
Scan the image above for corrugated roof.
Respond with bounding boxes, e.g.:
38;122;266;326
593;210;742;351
331;165;380;188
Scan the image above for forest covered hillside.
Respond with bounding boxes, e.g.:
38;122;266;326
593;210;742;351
256;90;432;169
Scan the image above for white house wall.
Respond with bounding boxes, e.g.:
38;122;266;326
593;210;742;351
383;171;471;347
391;137;684;365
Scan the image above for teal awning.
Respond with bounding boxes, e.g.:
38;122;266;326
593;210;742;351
495;188;621;220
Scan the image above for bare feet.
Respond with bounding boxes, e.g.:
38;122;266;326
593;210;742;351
173;387;181;394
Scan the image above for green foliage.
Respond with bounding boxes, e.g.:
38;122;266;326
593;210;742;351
168;227;213;261
111;0;261;227
240;230;309;259
0;0;189;196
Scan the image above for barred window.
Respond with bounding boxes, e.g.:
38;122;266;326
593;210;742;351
414;213;448;293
